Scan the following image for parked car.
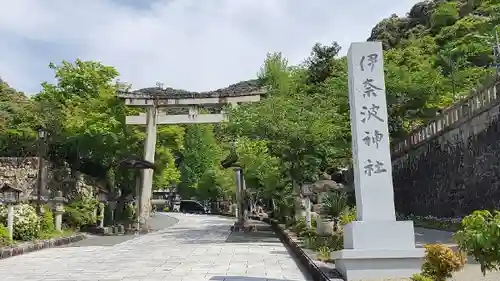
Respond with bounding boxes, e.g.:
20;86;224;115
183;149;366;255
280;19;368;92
180;200;208;214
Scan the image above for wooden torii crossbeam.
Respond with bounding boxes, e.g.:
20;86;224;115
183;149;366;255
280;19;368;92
116;80;264;231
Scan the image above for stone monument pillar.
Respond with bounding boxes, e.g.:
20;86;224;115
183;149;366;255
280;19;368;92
332;42;424;280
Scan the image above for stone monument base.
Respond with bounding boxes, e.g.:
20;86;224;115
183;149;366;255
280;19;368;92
332;220;424;280
333;248;424;280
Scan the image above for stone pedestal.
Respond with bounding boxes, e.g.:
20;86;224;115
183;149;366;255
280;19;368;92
332;221;424;280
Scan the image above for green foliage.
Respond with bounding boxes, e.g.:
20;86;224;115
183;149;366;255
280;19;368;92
339;206;357;226
421;244;466;281
430;2;459;32
178;124;230;200
123;203;135;222
316;246;330;262
410;273;434;281
0;223;12;247
0;204;40;241
454;210;500;275
163;206;169;212
40;207;54;233
321;191;348;219
63;197;98;229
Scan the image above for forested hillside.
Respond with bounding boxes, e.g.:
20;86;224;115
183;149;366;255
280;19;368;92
0;0;499;212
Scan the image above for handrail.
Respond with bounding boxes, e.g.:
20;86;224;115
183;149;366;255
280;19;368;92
391;75;500;156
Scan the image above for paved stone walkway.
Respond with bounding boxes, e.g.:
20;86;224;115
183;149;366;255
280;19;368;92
62;214;179;248
0;213;311;281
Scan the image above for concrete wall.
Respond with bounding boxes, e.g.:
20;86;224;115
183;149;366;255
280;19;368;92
391;77;500;217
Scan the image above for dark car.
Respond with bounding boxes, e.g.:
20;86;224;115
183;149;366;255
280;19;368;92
179;200;208;214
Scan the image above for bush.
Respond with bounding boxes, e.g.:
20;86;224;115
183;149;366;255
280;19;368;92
421;244;466;281
339;206;356;226
292;218;307;234
0;204;40;241
321;191;348;219
453;210;500;275
303;231;343;251
40;207;54;233
0;224;11;247
123;203;135;222
63;196;98;229
410;273;433;281
316;246;330;262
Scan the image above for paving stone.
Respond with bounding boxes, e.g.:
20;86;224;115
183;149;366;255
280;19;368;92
0;213;311;281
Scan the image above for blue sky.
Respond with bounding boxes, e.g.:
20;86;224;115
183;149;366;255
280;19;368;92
0;0;420;95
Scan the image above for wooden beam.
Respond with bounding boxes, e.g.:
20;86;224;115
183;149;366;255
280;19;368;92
126;114;226;125
122;95;260;107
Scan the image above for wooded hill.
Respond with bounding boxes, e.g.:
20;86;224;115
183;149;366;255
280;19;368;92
0;0;498;210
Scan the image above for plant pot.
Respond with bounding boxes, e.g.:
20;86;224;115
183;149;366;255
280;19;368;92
316;218;333;235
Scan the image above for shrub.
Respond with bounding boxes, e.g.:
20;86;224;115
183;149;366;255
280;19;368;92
293;218;307;234
321;191;348;219
311;216;318;228
123;203;135;222
339;206;357;226
421;244;466;281
316;246;330;262
453;210;500;275
63;196;98;229
307;232;343;251
40;206;54;233
410;273;433;281
0;204;40;241
0;224;11;247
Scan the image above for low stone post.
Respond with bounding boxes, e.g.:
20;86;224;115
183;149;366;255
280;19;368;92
301;183;313;229
7;205;14;241
52;191;66;232
99;203;105;228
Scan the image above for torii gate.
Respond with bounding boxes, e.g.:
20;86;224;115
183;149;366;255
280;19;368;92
116;81;264;231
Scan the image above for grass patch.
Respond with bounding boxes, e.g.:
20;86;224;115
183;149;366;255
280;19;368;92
38;229;76;240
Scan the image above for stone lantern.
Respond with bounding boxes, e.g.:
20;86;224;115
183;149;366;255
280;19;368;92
312;173;342;236
0;183;22;241
300;183;314;229
97;189;109;228
117;156;155;233
52;191;67;232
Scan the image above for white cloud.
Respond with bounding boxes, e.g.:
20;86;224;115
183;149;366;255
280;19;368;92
0;0;420;94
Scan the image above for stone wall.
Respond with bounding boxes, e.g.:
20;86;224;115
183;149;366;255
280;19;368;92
392;78;500;217
0;157;102;202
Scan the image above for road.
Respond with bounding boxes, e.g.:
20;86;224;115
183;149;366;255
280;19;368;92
0;213;311;281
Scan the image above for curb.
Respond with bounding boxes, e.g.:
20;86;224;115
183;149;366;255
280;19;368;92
0;233;86;260
263;218;332;281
